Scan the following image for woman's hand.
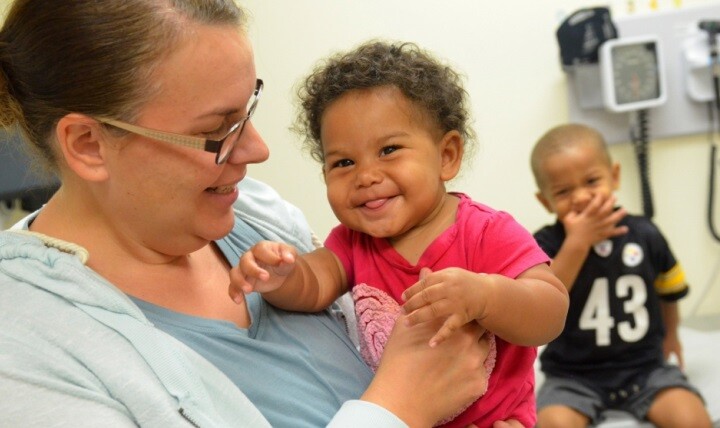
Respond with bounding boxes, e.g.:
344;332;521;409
361;315;490;427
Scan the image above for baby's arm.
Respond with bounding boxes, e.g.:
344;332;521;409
552;194;628;290
229;241;347;312
402;265;568;347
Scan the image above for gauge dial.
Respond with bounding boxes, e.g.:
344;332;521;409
611;43;660;104
600;36;666;112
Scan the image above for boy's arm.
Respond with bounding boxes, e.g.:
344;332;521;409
661;300;684;369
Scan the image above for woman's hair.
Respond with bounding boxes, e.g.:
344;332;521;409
0;0;246;172
294;40;476;165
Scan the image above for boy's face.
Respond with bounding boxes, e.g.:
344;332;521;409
536;142;620;221
319;86;462;239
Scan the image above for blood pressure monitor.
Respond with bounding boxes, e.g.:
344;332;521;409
600;35;666;112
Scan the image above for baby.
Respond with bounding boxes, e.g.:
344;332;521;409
230;40;568;428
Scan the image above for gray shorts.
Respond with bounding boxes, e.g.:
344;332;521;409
537;364;703;425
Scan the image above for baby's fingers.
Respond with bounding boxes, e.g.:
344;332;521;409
403;296;453;327
238;252;271;283
401;266;434;301
254;241;296;265
231;253;270;296
428;315;464;348
228;270;262;304
402;277;440;314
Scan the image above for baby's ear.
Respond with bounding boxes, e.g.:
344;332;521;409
439;130;463;181
535;191;554;214
55;113;110;182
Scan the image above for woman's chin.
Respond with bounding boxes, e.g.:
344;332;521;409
204;218;235;242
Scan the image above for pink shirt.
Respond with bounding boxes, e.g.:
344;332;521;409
325;193;549;428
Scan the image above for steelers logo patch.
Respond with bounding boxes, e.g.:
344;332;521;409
622;243;643;267
593;240;613;258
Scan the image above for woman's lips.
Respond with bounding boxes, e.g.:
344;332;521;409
206;184;237;194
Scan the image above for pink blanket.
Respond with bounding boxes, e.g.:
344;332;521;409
352;283;496;424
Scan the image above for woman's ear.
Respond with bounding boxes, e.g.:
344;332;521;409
439;130;463;181
55;113;110;182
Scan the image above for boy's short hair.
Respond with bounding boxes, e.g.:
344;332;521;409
530;123;612;189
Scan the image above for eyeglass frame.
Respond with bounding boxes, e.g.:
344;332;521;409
93;78;263;165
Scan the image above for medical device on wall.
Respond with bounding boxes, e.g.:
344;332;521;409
599;36;666;113
601;35;666;218
684;20;720;106
564;3;720;145
557;8;666;218
696;19;720;243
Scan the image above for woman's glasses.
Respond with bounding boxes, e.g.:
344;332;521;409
94;78;263;165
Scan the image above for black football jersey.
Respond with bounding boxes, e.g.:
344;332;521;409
534;215;688;388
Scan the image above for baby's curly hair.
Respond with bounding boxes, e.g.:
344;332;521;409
294;40;476;164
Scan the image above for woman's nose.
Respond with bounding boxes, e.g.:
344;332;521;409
226;121;269;165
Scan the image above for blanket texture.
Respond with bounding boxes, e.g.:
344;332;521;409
352;283;497;425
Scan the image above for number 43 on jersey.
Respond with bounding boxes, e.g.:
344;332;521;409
579;275;649;346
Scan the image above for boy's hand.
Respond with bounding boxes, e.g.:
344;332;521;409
663;330;685;370
562;194;628;249
228;241;297;304
401;267;488;347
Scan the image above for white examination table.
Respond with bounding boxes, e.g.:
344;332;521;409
535;316;720;427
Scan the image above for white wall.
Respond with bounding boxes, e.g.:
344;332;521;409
243;0;720;319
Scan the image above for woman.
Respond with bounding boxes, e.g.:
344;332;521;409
0;1;491;427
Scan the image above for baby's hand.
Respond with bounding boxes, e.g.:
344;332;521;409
401;267;488;347
228;241;297;304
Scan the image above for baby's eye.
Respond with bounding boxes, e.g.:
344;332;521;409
331;159;354;169
553;188;569;197
380;145;400;156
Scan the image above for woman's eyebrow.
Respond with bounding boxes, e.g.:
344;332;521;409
197;106;241;119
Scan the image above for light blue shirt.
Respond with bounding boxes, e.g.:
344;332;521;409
130;210;374;427
0;177;407;427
